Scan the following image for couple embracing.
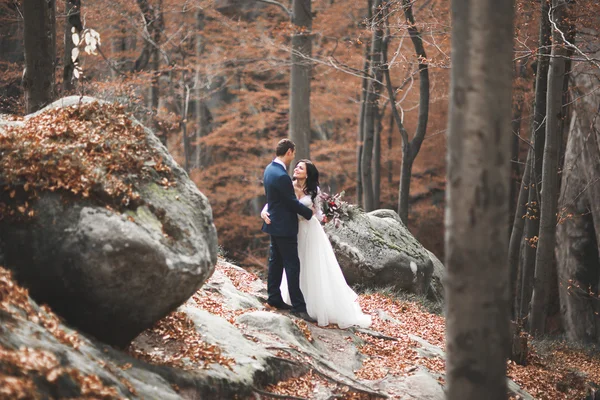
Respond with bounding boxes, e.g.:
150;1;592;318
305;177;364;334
261;139;371;329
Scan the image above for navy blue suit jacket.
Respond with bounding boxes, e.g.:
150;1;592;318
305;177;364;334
262;161;313;237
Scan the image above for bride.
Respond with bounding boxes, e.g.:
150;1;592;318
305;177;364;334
261;159;371;329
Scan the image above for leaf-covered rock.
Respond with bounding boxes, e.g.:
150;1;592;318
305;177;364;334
0;96;218;347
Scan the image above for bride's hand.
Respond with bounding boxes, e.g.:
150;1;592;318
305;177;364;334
261;210;271;224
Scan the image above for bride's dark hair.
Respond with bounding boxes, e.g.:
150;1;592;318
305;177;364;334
296;159;319;202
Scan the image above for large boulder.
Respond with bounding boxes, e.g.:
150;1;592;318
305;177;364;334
0;96;218;347
324;208;433;295
556;37;600;343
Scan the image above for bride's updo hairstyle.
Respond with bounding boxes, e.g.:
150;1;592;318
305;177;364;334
297;159;320;202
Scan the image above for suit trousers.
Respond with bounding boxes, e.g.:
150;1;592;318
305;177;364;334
267;234;306;313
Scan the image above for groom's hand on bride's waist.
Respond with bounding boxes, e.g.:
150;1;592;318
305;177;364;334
261;211;271;224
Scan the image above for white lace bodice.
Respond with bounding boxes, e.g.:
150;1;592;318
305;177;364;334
299;193;324;222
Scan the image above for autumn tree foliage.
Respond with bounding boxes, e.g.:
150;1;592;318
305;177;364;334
3;1;600;348
0;0;453;268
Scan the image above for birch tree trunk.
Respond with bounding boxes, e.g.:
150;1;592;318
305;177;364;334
290;0;312;166
529;0;574;336
445;1;514;399
63;0;82;93
23;0;56;113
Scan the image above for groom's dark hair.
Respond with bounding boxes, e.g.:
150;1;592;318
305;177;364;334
275;139;295;156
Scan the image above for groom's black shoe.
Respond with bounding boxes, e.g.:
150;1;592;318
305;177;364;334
267;301;292;311
291;310;317;323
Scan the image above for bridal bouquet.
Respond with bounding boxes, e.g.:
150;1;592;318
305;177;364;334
319;190;355;228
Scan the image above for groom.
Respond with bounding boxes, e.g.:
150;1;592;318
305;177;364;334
262;139;314;322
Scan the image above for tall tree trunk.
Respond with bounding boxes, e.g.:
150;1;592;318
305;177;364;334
387;111;394;184
397;0;429;223
23;0;56;113
134;0;160;72
519;158;539;319
445;1;514;399
381;0;429;223
373;108;382;209
509;150;532;318
150;0;163;145
63;0;82;94
181;74;190;173
111;23;123;78
290;0;312;166
194;9;206;170
356;38;371;207
529;0;573;336
361;0;384;211
509;60;526;236
517;0;552;321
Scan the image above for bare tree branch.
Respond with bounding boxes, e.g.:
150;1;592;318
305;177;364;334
256;0;293;17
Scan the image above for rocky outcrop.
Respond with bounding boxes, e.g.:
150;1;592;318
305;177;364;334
0;259;536;399
556;40;600;343
0;97;218;347
324;209;434;295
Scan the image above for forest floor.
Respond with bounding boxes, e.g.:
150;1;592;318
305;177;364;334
137;261;600;400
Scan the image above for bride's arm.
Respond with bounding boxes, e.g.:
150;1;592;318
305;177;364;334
314;187;325;222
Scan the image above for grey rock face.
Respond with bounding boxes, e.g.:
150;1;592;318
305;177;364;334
324;208;434;295
0;96;218;347
556;43;600;343
426;250;445;303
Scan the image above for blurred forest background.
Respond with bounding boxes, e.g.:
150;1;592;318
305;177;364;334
2;0;600;343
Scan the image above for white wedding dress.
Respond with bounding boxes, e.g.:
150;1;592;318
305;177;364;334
277;194;371;329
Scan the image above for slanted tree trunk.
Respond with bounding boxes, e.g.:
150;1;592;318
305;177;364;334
63;0;82;93
517;0;552;320
361;0;384;212
23;0;56;113
445;0;514;398
529;0;574;336
289;0;312;166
